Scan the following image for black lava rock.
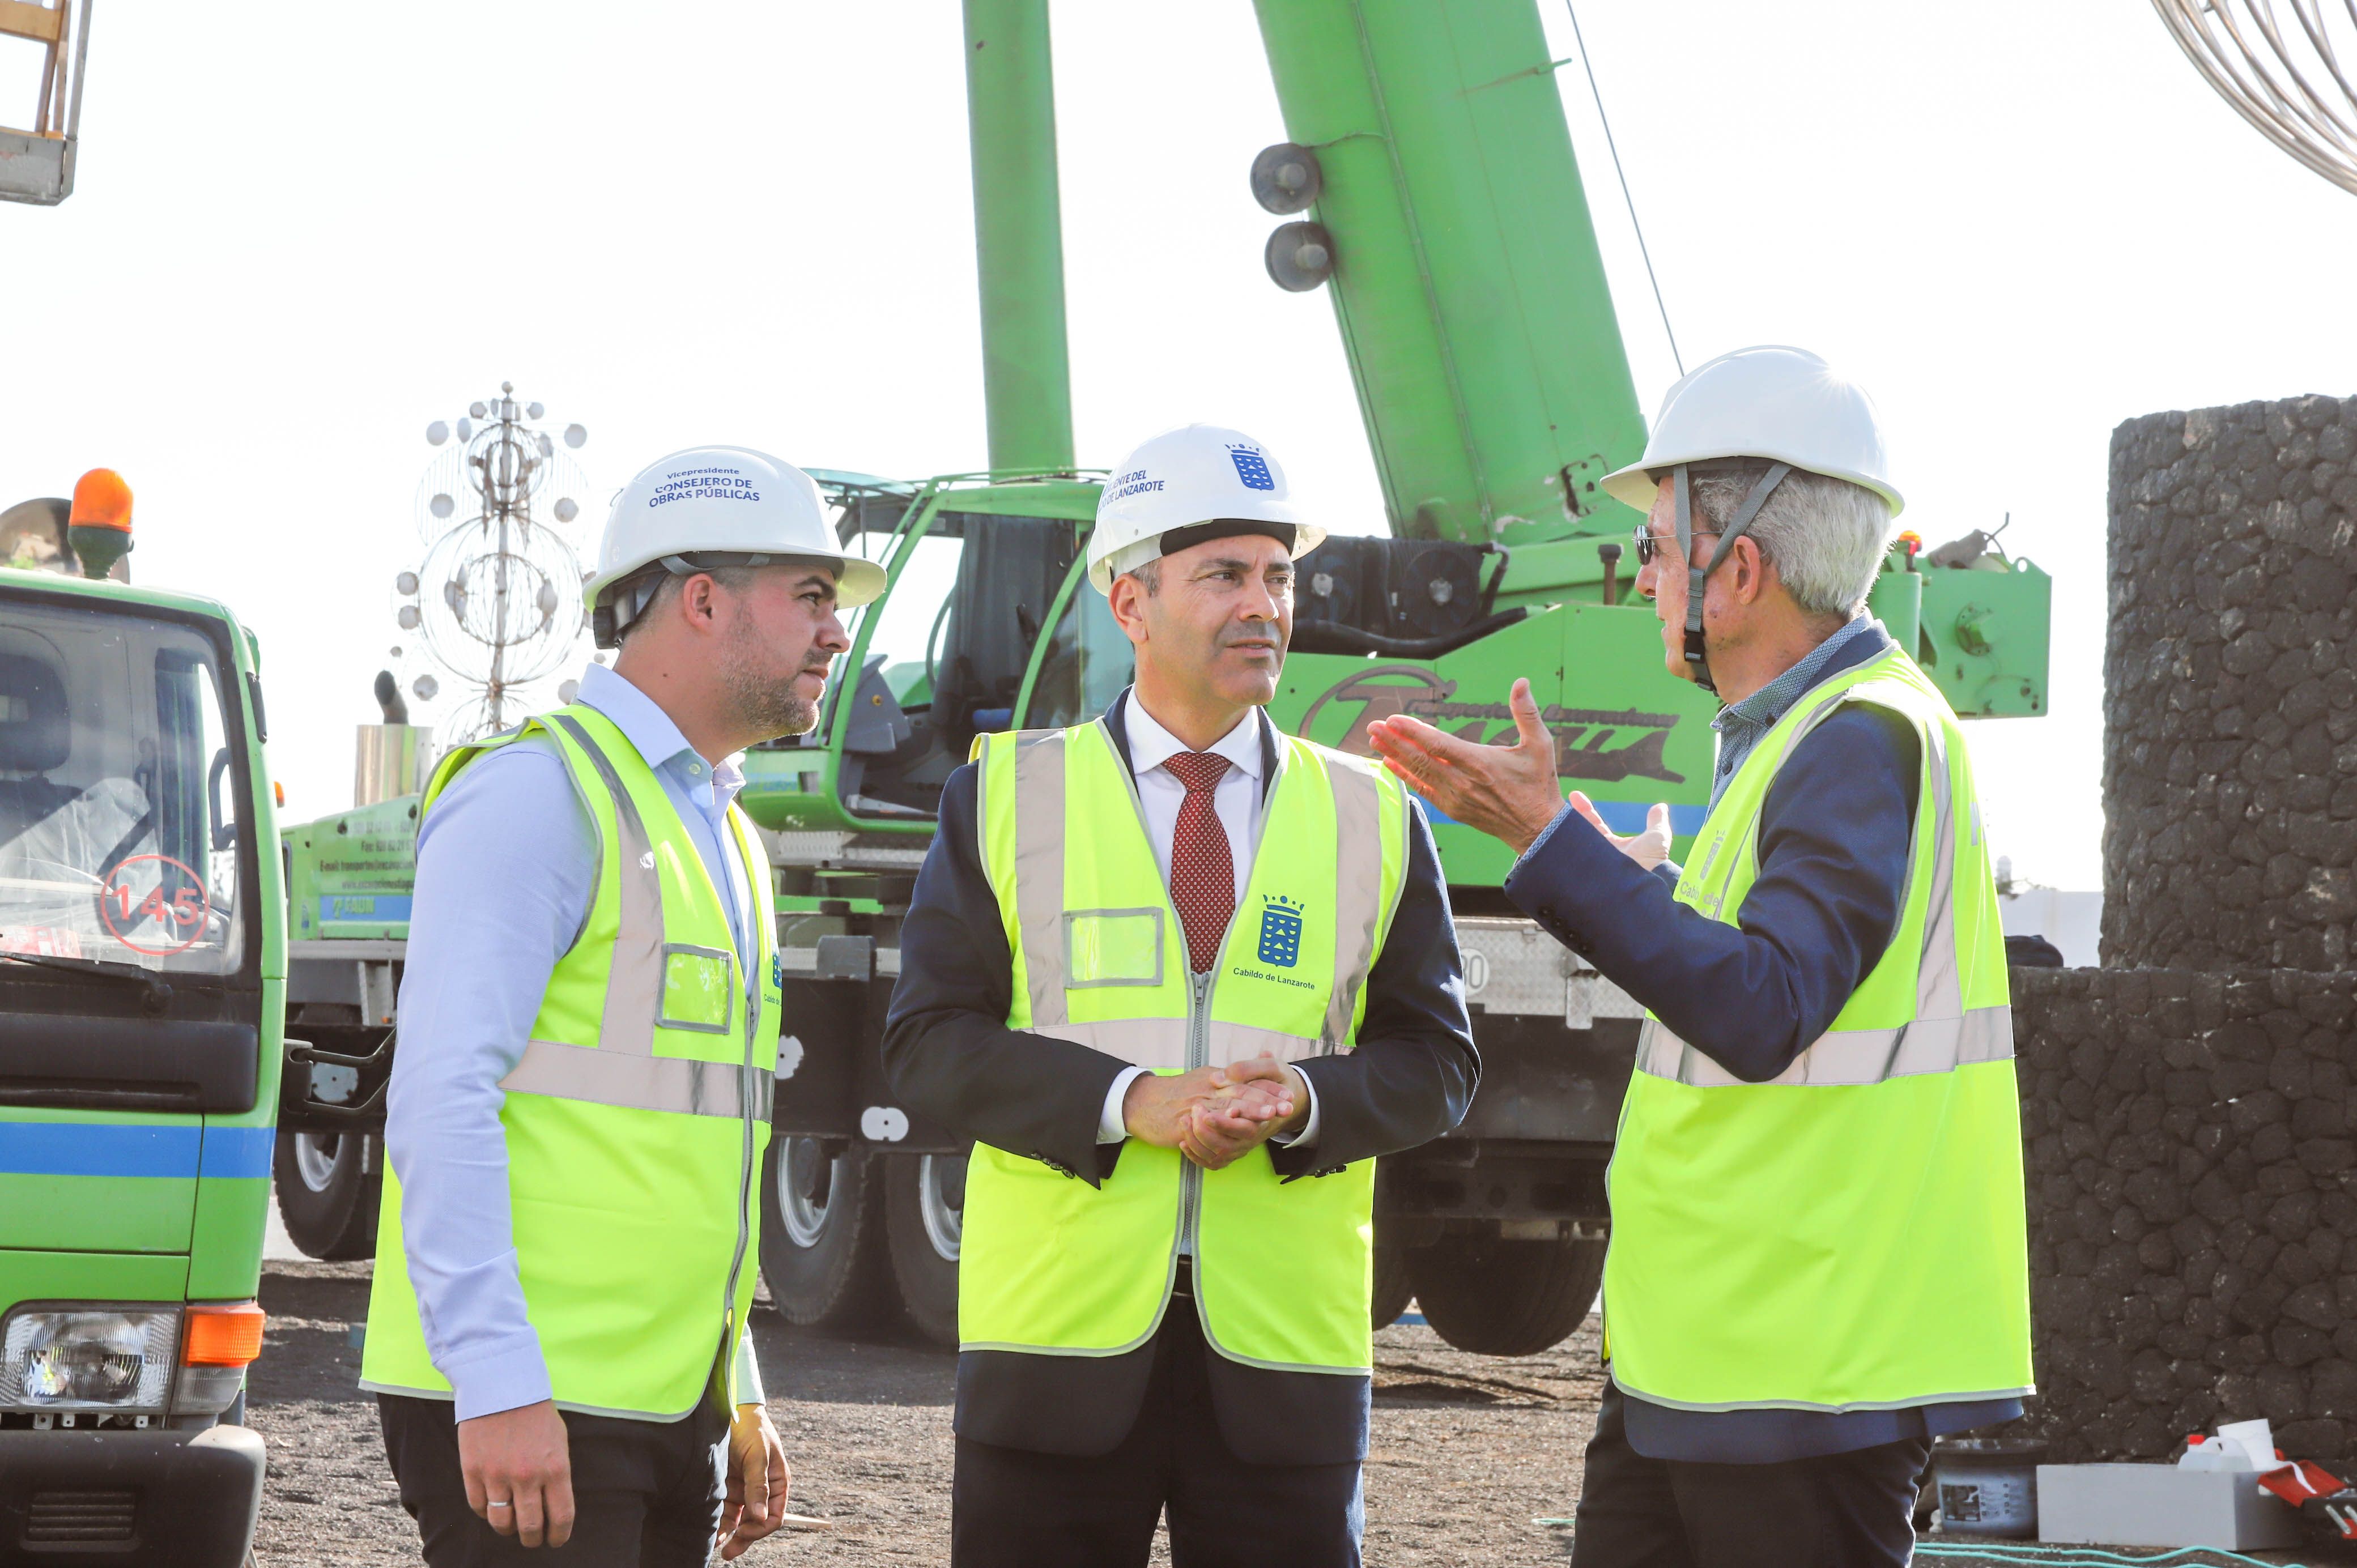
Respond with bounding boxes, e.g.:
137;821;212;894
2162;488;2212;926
2011;968;2357;1466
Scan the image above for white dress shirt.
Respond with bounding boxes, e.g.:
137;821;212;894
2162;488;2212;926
1094;698;1320;1149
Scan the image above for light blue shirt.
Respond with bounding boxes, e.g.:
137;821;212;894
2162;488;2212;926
382;662;765;1422
1705;614;1880;812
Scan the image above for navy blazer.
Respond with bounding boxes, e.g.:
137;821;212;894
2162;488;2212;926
882;691;1477;1464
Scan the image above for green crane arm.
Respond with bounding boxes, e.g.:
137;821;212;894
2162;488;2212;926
1249;0;1647;547
962;0;1076;475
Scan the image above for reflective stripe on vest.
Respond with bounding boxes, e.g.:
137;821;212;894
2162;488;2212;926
1633;696;2015;1089
1635;1008;2012;1088
990;723;1392;1068
494;715;772;1120
961;715;1409;1375
1602;645;2033;1415
500;1039;775;1120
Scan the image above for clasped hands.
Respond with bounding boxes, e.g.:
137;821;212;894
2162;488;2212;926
1123;1054;1307;1170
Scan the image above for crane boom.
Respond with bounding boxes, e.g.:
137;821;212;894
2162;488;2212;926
1250;0;1646;547
961;0;1077;475
954;0;1647;535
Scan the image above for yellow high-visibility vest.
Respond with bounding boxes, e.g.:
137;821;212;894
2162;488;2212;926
362;705;780;1418
1605;646;2033;1413
961;717;1409;1373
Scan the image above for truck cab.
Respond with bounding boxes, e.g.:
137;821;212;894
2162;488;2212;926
0;564;275;1565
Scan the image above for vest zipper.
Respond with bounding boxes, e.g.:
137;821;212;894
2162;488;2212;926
1093;713;1279;1303
1178;968;1211;1259
717;953;759;1403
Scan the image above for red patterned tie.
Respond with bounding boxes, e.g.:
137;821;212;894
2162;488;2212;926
1162;751;1235;974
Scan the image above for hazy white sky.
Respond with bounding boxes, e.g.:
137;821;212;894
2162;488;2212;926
8;1;2356;891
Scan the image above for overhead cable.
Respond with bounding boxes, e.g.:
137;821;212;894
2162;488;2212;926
1563;0;1684;376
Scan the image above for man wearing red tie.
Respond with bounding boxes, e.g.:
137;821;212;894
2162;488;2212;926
883;424;1477;1567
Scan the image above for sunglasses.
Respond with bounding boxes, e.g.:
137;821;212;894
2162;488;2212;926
1631;525;1720;567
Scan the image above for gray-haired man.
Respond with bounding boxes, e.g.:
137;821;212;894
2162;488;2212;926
1368;346;2032;1568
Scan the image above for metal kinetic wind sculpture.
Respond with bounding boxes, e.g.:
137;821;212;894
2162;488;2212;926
2152;0;2357;194
392;385;593;742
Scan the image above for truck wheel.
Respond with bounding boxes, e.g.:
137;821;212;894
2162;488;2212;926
1371;1230;1415;1330
271;1131;381;1261
1406;1231;1604;1357
883;1153;965;1346
758;1136;890;1330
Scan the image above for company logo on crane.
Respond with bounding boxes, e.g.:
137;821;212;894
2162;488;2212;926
1296;666;1686;786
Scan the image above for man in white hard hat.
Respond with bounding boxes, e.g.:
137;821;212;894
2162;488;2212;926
363;448;883;1565
1367;348;2032;1568
882;425;1477;1567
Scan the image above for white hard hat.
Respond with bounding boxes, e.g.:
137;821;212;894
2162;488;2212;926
1087;424;1326;595
585;446;887;640
1600;346;1903;519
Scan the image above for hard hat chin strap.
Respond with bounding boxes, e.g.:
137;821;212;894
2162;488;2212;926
594;551;788;649
1677;461;1793;695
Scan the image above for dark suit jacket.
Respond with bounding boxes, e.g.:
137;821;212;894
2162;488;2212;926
882;691;1477;1464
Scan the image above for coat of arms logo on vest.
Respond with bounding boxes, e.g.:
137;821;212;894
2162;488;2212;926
1256;894;1305;969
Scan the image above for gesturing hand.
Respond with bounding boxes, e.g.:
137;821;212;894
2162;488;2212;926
716;1403;790;1561
457;1400;574;1549
1568;792;1674;871
1179;1056;1308;1171
1364;678;1566;855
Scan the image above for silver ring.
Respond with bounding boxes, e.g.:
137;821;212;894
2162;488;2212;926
487;1501;513;1511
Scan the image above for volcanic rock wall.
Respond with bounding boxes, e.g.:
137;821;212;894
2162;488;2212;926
2013;967;2357;1464
1972;391;2357;1463
2104;394;2357;970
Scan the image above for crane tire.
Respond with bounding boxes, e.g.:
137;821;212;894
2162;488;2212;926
272;1131;381;1262
1371;1228;1415;1330
883;1153;967;1346
758;1136;891;1331
1406;1230;1603;1357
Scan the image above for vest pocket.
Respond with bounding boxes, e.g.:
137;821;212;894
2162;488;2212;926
1063;908;1165;988
658;944;736;1033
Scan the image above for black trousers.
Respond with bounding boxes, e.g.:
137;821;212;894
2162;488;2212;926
951;1304;1364;1568
1570;1386;1926;1568
378;1394;727;1568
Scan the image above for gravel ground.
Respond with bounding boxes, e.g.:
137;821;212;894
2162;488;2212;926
248;1260;1606;1566
244;1262;2357;1567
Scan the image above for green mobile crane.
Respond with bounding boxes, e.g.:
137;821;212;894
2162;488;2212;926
279;0;2050;1355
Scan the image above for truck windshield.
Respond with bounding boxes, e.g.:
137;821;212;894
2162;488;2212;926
0;598;249;976
839;504;1079;740
845;531;964;710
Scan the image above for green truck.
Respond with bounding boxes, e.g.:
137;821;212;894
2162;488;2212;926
274;0;2053;1357
0;511;273;1564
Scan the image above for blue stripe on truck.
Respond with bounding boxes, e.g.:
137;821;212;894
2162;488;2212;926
0;1122;273;1179
200;1126;275;1179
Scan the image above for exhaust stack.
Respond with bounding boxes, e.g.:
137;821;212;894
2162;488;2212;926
354;671;433;807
